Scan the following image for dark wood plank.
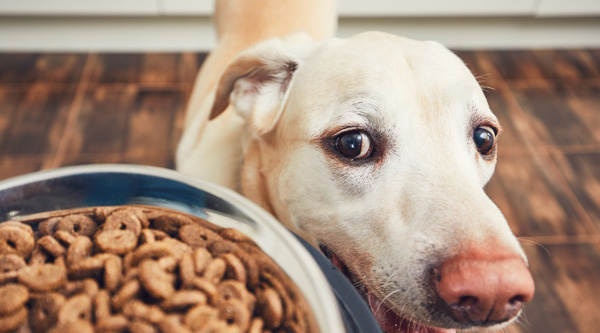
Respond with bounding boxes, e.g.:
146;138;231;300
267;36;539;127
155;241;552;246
511;85;600;147
486;152;595;237
126;89;186;169
88;53;206;85
63;87;186;167
60;152;172;169
0;86;75;155
0;53;86;87
551;152;600;227
0;155;44;180
518;242;600;333
474;49;600;83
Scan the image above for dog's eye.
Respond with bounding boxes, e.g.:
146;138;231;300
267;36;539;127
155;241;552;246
335;131;373;159
473;126;495;155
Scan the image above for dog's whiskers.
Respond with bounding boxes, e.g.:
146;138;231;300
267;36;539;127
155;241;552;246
375;289;404;314
517;236;551;256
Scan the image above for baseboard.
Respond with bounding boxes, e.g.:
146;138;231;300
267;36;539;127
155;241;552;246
0;16;599;52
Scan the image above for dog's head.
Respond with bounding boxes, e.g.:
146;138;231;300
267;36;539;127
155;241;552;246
210;31;535;333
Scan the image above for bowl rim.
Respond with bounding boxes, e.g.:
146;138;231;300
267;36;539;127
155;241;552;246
0;164;345;333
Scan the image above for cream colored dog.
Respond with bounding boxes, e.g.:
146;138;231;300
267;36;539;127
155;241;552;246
177;1;535;332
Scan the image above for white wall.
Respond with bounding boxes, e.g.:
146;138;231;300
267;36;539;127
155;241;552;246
0;0;599;51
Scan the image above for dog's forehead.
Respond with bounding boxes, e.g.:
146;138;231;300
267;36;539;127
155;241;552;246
287;32;490;133
303;32;479;93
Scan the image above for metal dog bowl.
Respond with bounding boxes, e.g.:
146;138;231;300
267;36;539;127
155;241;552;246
0;164;381;333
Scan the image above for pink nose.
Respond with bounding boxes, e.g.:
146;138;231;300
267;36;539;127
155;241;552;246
435;251;535;325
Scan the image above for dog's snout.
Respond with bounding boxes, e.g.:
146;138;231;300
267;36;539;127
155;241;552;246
434;250;535;326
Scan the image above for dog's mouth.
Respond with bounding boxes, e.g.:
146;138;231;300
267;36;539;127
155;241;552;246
320;246;456;333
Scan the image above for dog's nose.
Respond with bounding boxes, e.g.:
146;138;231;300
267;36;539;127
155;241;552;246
434;251;535;326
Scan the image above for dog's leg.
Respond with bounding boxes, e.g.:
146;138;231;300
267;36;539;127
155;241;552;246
177;0;337;189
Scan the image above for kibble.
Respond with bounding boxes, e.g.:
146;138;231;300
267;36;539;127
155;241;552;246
0;206;317;332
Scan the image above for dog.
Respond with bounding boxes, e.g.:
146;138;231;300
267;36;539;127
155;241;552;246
177;1;535;332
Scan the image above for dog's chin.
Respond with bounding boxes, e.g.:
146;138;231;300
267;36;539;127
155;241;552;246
322;247;456;333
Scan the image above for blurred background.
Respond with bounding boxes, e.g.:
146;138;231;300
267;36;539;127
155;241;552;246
0;1;599;333
1;0;600;50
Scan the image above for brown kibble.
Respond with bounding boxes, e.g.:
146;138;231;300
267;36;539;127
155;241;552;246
93;207;124;221
157;256;178;272
235;251;260;288
29;293;65;333
233;246;260;288
285;322;307;333
67;256;105;279
19;264;66;291
151;214;193;236
47;319;94;333
53;230;76;245
37;236;66;258
61;279;99;298
28;247;50;265
203;257;226;284
140;229;155;244
216;280;253;311
191;277;217;303
122;300;164;324
0;284;29;315
93;290;111;321
128;320;157;333
0;206;315;333
0;307;28;332
219;228;257;246
139;260;174;299
123;253;134;270
257;287;283;329
0;271;18;284
81;278;99;297
96;314;128;331
0;254;26;273
195;320;239;333
184;305;219;331
0;224;35;259
123;267;139;282
150;229;169;241
179;253;195;288
66;236;93;266
160;238;192;261
158;314;192;333
161;290;207;311
261;272;295;323
207;240;238;256
217;299;251;331
193;247;212;275
38;218;60;236
103;210;145;236
0;222;33;236
55;214;97;237
129;242;173;267
179;224;221;248
222;253;247;284
248;318;264;333
104;255;123;292
112;280;141;311
95;229;138;255
54;256;67;269
58;294;92;324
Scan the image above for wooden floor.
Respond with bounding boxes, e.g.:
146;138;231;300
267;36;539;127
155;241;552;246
0;50;599;333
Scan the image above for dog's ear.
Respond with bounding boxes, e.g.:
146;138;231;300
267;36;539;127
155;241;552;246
209;34;316;135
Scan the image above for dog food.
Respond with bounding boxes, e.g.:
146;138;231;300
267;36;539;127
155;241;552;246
0;206;317;333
